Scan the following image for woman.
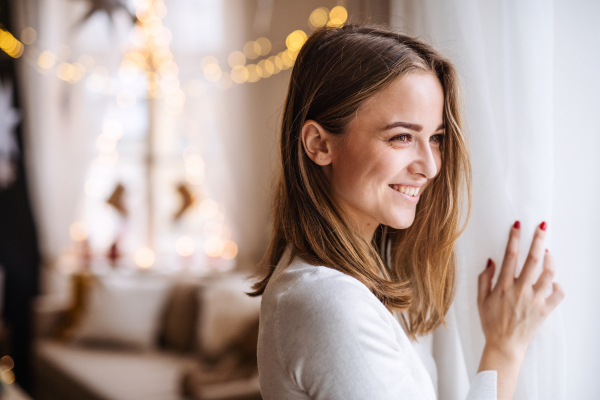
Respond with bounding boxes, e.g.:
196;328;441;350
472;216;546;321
250;24;564;400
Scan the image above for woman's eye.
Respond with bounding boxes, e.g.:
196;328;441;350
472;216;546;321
430;134;445;144
391;134;411;143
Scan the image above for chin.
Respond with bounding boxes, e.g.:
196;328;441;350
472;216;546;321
383;212;416;230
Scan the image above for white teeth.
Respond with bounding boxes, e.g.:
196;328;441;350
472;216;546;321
391;185;421;197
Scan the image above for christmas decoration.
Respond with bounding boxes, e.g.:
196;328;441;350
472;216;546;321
174;183;194;221
106;182;127;216
72;0;137;27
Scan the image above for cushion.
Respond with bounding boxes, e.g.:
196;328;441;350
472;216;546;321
160;282;200;352
197;274;261;360
70;273;171;349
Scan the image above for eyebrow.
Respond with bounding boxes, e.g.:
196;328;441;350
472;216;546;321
381;121;445;132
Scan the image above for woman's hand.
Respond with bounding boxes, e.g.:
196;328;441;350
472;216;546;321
477;221;565;357
476;221;565;399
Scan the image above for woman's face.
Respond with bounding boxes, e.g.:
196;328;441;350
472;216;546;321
310;72;445;238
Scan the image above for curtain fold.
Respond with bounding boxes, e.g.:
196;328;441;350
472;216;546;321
390;1;566;399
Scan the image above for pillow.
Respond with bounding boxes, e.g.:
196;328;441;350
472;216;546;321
70;273;172;349
159;282;200;352
197;274;261;360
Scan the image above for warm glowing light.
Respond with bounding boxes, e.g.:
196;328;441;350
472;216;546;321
154;27;172;47
257;59;274;78
246;64;261;83
0;29;24;58
269;55;283;73
200;56;219;70
56;62;73;81
0;355;14;370
199;199;219;218
255;37;272;56
117;90;137;108
231;65;249;84
243;41;260;60
286;30;307;52
221;240;238;260
203;63;222;82
280;50;295;68
135;247;155;268
204;238;224;257
129;26;148;47
69;222;88;242
20;27;37;45
184;154;205;173
176;236;195;256
309;7;329;28
228;51;246;68
328;6;348;26
203;221;223;238
102;119;123;141
0;370;15;385
37;51;56;69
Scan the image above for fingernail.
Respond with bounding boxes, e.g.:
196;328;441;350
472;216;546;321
540;221;547;231
486;258;492;268
545;248;549;253
513;220;520;229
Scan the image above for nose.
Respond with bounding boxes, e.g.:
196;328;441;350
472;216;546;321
408;139;439;179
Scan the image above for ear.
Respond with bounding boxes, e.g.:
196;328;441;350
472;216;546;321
301;120;334;166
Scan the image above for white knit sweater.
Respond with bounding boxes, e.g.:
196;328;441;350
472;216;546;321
257;246;497;399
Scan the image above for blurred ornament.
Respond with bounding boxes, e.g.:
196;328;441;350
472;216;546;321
0;81;20;189
106;183;127;216
174;183;194;221
107;241;120;267
72;0;137;27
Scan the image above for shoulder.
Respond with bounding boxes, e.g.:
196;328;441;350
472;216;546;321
265;254;384;316
262;254;396;344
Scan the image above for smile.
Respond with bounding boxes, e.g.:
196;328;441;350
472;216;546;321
389;184;421;203
389;184;420;196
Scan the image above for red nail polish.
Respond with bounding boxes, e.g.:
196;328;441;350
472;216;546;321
545;249;549;253
486;258;492;268
540;221;547;231
513;220;520;229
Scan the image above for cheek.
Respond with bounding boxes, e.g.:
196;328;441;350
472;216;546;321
331;144;405;201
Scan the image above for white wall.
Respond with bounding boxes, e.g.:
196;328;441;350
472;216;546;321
552;0;600;397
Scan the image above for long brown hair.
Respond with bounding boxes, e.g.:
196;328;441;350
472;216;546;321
249;24;472;340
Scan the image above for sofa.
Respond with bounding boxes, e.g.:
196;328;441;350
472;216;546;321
32;269;262;400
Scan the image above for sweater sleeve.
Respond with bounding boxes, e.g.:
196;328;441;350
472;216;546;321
466;370;497;400
275;276;433;400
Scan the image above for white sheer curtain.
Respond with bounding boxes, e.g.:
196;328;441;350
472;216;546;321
391;1;567;399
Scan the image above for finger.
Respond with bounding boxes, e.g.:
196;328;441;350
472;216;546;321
533;250;555;295
544;282;565;312
517;221;547;287
478;259;495;307
495;221;521;290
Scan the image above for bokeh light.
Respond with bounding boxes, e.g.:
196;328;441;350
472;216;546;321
309;7;329;28
221;240;238;260
176;236;195;256
204;237;224;257
135;247;155;268
69;222;88;242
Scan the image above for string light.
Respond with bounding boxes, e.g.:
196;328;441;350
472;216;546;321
53;4;348;264
0;29;24;58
